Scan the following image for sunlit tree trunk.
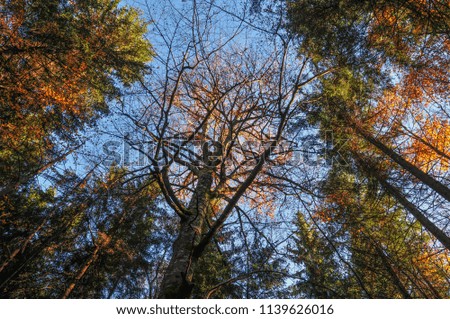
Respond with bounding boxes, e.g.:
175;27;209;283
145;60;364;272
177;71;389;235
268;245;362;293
62;245;101;299
353;123;450;203
159;169;213;298
355;155;450;251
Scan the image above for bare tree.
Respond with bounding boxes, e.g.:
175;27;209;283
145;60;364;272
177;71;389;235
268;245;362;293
115;0;331;298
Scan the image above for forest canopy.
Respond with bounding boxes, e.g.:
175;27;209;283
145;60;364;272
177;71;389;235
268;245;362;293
0;0;449;299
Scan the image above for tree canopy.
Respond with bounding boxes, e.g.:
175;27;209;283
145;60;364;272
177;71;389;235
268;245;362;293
1;0;449;299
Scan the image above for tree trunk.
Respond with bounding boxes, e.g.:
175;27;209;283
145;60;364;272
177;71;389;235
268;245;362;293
62;245;101;299
0;239;48;296
354;124;450;203
370;239;412;298
0;220;45;274
355;155;450;251
158;170;213;298
378;177;450;251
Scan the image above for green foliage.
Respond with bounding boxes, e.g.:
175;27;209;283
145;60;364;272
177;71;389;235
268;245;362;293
0;167;163;298
0;0;153;195
299;163;450;298
0;1;155;297
289;213;343;298
191;229;287;299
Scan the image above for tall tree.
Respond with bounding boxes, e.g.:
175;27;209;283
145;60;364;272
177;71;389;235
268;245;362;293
287;0;450;253
0;0;154;297
0;0;153;196
117;0;332;298
0;167;164;298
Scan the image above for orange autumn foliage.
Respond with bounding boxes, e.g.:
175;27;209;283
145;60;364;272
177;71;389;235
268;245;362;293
0;0;152;188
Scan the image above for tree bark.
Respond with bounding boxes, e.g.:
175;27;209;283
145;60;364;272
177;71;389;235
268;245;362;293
370;239;412;298
355;155;450;251
378;177;450;251
0;218;46;274
0;239;49;296
354;124;450;203
62;245;101;299
158;169;213;298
